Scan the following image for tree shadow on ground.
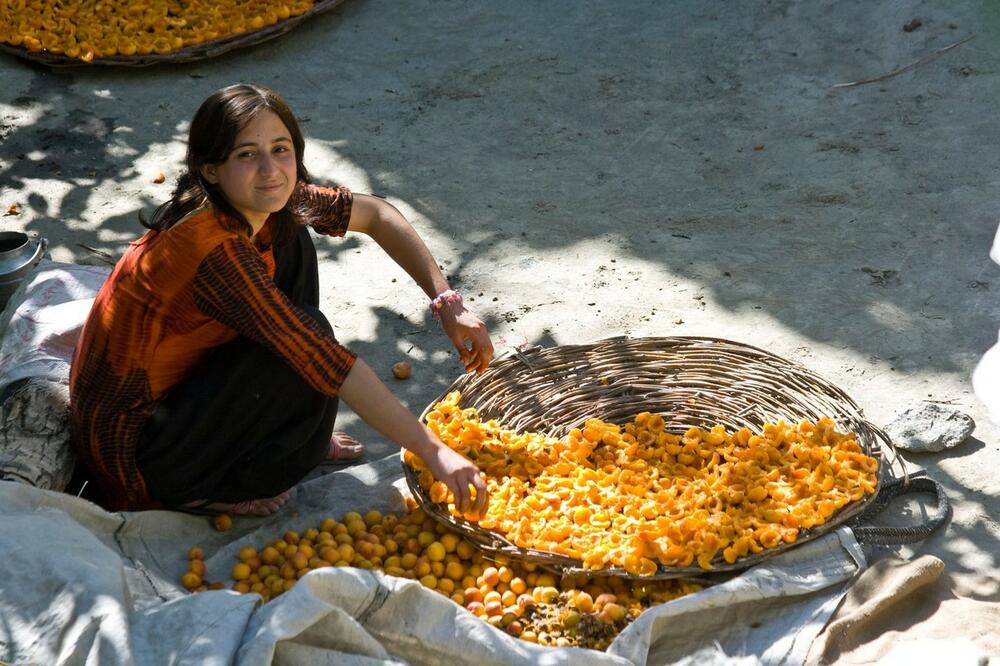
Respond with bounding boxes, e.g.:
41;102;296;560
4;1;999;378
0;61;192;265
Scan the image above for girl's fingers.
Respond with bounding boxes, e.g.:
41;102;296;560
471;474;488;517
450;321;494;374
462;341;481;373
455;337;474;367
460;336;492;374
473;334;493;371
453;476;470;513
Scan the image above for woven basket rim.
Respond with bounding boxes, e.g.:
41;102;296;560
403;335;894;580
0;0;347;68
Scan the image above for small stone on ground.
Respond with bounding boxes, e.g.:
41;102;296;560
884;403;975;453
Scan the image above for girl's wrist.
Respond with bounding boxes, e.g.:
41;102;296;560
402;424;441;458
430;289;462;317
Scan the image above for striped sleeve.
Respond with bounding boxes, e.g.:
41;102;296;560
292;183;353;237
192;238;356;396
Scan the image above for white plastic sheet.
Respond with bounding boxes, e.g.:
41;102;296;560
0;259;110;394
0;454;866;666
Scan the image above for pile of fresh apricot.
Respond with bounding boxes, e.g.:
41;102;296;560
181;503;699;649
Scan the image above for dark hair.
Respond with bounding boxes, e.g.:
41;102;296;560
143;83;309;247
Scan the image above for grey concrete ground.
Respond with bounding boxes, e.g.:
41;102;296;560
2;0;999;659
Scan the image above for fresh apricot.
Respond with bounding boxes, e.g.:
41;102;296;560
181;572;202;591
231;563;251;581
425;542;446;562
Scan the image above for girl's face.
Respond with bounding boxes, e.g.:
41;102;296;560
200;110;298;234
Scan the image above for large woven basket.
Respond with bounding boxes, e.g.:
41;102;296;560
0;0;347;67
404;336;895;580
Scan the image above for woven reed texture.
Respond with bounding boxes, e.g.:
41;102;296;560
404;336;893;580
0;0;347;67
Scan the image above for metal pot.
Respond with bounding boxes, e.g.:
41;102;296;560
0;231;47;310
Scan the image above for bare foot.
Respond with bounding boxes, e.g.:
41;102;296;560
181;489;293;516
327;431;364;462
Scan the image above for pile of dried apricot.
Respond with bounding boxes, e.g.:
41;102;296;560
0;1;315;62
407;391;879;574
181;504;699;649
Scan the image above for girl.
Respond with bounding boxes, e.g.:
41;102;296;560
69;83;492;517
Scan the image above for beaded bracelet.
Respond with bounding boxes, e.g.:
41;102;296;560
430;289;463;317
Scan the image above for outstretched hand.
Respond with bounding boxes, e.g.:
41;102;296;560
438;302;494;374
423;439;489;519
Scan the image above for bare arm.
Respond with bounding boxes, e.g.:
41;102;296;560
338;357;488;517
348;193;494;374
